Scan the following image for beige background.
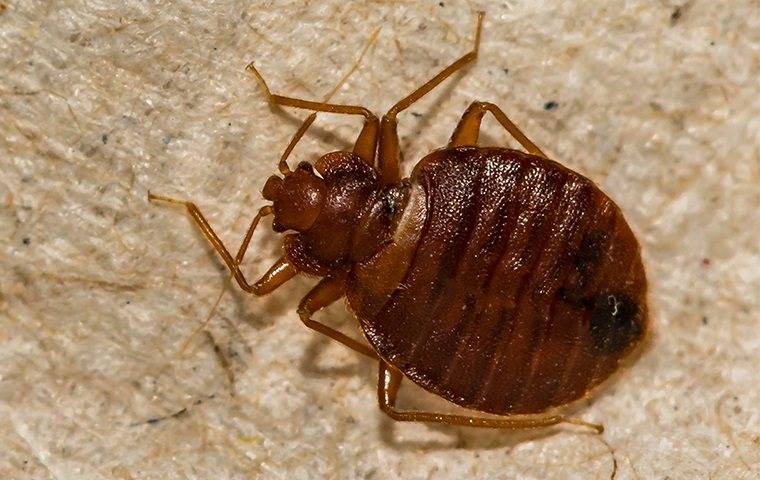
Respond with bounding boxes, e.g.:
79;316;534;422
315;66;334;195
1;1;758;479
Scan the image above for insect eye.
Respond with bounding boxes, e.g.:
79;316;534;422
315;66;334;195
295;161;314;173
382;196;396;215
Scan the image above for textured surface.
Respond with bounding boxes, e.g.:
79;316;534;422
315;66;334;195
1;1;758;479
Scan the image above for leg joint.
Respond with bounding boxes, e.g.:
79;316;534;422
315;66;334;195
466;101;496;113
296;307;311;324
379;403;403;420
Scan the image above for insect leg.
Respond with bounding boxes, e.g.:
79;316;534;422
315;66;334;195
147;193;296;295
273;27;381;174
377;361;603;432
297;274;378;359
253;255;298;295
378;12;484;184
276;113;317;175
449;101;547;157
246;63;379;166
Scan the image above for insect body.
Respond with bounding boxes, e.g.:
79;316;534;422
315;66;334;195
150;13;647;432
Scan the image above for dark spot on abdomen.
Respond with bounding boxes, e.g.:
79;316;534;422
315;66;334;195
558;229;610;307
589;293;642;354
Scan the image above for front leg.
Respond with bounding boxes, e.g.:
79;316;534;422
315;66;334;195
148;193;296;295
298;274;378;359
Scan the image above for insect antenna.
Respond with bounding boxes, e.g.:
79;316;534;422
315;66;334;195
248;26;381;176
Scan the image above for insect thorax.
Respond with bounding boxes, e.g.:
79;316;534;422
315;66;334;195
270;152;410;276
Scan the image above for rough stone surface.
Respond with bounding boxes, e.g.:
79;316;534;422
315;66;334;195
1;1;758;479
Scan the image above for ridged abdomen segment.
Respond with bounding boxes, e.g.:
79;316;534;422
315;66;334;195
353;147;647;415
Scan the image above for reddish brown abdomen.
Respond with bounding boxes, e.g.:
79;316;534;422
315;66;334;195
348;147;647;415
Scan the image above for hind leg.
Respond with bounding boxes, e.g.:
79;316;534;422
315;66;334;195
449;101;547;157
377;361;602;432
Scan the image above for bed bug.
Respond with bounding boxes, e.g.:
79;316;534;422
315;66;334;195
149;12;647;433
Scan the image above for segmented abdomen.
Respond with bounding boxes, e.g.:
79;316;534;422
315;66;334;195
352;147;647;415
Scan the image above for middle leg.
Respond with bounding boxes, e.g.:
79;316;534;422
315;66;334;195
449;101;547;157
377;12;485;184
297;274;378;359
